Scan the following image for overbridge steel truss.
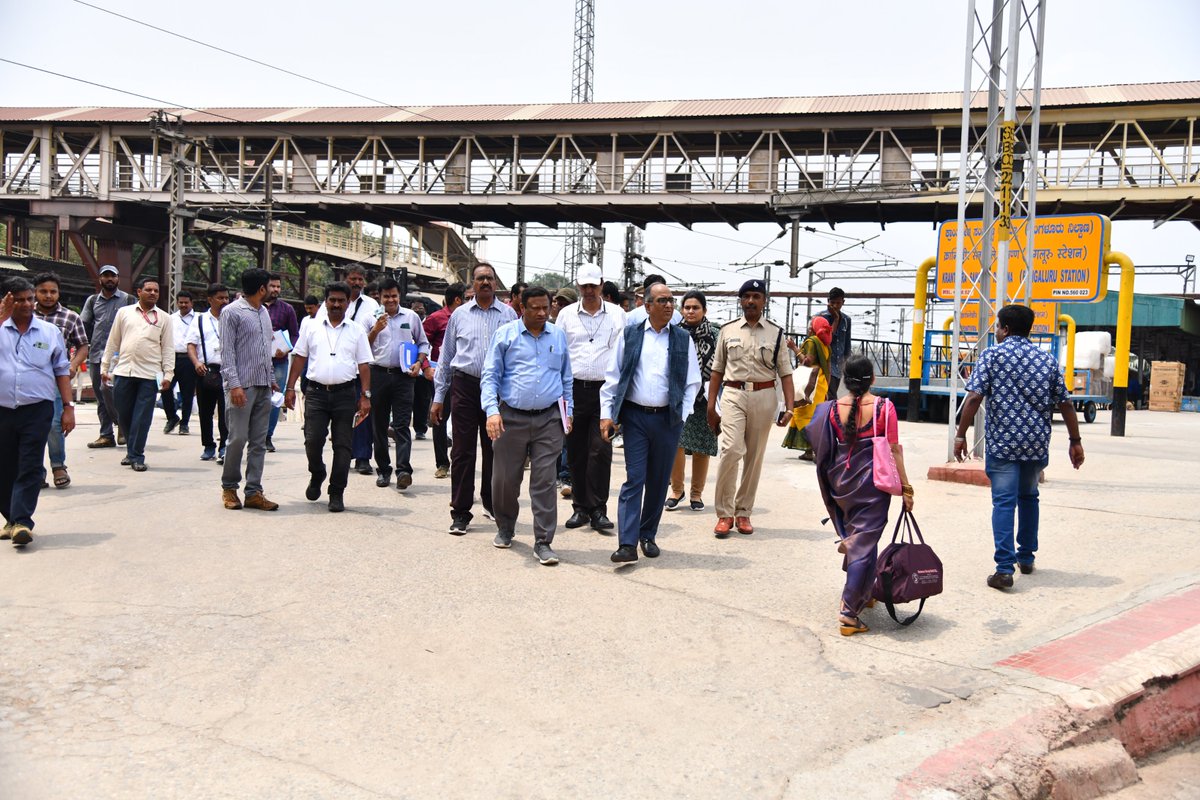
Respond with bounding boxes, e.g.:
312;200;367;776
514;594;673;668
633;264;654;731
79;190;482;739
0;88;1196;229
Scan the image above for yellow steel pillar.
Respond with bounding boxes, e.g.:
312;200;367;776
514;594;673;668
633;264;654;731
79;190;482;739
1107;251;1135;436
907;256;937;422
1058;313;1076;394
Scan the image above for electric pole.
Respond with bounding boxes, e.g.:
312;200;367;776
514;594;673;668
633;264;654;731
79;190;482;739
150;111;195;312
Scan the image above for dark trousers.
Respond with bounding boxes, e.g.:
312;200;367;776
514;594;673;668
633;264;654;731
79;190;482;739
352;380;373;461
161;352;196;425
567;381;613;516
113;376;158;465
0;401;53;529
304;384;356;492
616;405;684;547
413;374;432;435
195;369;228;450
89;363;117;438
827;374;841;399
372;367;414;477
449;372;493;519
432;388;450;469
491;404;563;544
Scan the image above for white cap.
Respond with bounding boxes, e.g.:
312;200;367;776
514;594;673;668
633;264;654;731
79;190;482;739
99;264;119;275
577;263;603;286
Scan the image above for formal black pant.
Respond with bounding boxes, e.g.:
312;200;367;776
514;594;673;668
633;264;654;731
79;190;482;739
304;384;356;492
0;401;53;529
566;380;613;516
161;352;196;425
195;368;228;450
371;367;414;478
413;374;432;435
449;372;492;519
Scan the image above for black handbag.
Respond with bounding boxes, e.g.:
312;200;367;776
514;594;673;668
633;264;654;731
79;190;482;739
198;316;223;392
871;510;943;626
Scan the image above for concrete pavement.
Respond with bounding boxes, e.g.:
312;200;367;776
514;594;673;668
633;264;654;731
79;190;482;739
0;403;1197;798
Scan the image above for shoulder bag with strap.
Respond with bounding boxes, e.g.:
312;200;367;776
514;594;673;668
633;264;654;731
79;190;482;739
872;509;943;626
198;316;223;392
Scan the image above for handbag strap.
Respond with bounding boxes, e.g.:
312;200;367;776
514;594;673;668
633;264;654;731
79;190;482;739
199;314;210;364
880;571;926;626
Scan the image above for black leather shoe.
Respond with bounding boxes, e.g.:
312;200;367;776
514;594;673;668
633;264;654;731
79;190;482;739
564;510;590;528
610;544;638;563
590;512;615;532
120;456;132;466
354;459;373;475
639;538;660;558
305;476;324;501
376;471;391;488
1018;561;1035;575
987;572;1014;590
328;492;345;513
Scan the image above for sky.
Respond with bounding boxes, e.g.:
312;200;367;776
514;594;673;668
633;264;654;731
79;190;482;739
2;0;1199;332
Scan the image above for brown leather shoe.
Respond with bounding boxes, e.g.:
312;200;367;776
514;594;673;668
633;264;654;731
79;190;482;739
714;517;734;538
222;489;242;510
735;516;754;535
244;493;279;511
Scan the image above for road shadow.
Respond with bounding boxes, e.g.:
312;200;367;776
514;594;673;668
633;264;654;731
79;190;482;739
1017;568;1122;589
862;607;958;642
16;532;116;551
555;544;753;572
44;483;125;496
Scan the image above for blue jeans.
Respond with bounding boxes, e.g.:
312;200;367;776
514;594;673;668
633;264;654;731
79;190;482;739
47;393;66;469
616;405;683;547
112;376;159;465
985;455;1046;574
267;361;288;437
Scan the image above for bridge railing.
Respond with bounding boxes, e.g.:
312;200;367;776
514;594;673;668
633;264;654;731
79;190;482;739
0;119;1195;202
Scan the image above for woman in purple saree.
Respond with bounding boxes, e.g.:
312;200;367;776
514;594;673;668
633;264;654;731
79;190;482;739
804;355;914;636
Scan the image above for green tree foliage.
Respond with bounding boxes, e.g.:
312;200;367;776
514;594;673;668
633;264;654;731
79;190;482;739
527;271;568;291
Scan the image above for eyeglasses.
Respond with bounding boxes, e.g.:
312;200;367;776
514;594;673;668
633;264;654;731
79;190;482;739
651;297;676;306
474;275;495;282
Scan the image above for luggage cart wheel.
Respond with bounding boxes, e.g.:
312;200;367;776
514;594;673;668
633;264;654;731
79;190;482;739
1083;400;1097;424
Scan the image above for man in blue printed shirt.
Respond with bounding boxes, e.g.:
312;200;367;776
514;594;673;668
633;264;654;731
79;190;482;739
955;304;1085;589
0;278;76;548
481;286;574;566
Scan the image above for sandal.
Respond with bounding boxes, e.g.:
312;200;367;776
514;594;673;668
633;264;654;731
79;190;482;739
52;467;70;489
838;615;869;636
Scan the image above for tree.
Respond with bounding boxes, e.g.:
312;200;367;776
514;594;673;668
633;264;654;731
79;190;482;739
527;271;568;291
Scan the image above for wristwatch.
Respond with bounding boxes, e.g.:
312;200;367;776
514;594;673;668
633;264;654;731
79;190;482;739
64;401;76;408
364;390;372;398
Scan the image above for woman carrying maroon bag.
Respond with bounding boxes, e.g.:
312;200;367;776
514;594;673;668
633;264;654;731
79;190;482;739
804;354;914;636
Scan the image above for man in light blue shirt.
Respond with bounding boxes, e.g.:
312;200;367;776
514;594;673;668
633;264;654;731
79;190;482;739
482;286;573;566
0;278;75;547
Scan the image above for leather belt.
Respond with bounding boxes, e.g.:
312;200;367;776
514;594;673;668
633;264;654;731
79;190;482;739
723;380;775;392
502;402;556;416
371;365;412;375
573;379;605;389
625;401;668;414
308;380;355;392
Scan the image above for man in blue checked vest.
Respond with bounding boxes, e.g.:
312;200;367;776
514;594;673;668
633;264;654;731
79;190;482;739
600;283;701;564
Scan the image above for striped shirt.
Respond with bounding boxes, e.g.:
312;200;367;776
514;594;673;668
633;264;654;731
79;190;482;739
219;297;275;390
432;298;517;403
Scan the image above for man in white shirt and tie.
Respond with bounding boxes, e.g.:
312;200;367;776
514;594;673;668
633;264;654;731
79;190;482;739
367;277;431;491
161;289;197;435
556;263;625;533
285;282;373;512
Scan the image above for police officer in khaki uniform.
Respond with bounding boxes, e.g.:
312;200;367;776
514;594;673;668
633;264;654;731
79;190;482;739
706;279;795;537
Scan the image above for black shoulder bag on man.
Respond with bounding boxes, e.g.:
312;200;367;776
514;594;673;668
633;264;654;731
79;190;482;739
198;316;223;392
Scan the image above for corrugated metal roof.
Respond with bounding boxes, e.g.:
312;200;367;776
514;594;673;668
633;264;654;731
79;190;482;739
0;82;1195;125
